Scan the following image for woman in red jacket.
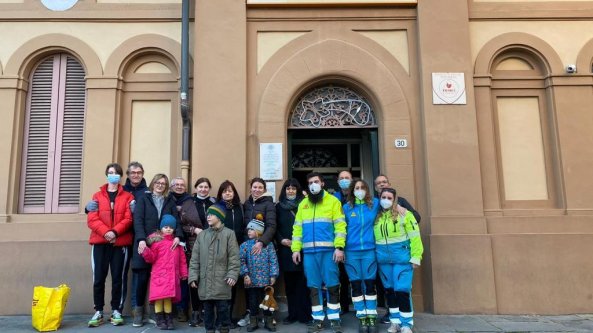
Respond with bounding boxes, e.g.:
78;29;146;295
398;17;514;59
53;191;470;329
86;163;134;327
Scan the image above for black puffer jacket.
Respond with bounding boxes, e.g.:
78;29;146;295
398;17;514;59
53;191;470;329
132;192;182;269
243;193;277;246
275;199;303;272
221;202;245;245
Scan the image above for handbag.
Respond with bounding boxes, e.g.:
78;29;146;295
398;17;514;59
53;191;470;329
32;284;70;332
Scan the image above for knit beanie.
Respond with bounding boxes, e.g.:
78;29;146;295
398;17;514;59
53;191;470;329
246;219;265;234
160;214;177;229
207;203;227;222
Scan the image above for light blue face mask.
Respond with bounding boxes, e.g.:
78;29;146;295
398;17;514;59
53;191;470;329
107;174;121;184
338;179;351;190
286;195;297;201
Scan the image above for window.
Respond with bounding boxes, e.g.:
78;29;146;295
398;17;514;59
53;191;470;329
19;54;86;213
489;50;560;209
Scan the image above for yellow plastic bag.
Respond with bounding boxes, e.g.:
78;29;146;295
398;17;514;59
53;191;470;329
32;284;71;332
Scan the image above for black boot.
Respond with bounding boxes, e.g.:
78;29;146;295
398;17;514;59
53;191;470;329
189;310;200;327
367;317;378;333
156;313;167;330
359;317;369;333
247;315;259;332
165;313;175;330
264;315;276;332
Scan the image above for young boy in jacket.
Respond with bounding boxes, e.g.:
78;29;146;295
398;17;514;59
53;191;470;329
189;203;240;333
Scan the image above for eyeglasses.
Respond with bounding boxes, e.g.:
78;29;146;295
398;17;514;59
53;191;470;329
172;184;185;187
129;171;143;175
154;182;167;186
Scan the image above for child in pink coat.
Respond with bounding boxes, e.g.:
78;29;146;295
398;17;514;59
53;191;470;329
141;214;188;330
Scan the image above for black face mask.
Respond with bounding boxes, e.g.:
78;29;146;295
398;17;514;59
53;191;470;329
172;192;185;199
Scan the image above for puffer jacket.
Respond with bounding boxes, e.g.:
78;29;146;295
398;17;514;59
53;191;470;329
87;184;134;246
221;202;245;245
141;232;188;303
132;192;182;269
243;193;277;246
188;225;240;300
343;198;380;252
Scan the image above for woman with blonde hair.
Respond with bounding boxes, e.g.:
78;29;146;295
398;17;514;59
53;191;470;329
374;188;423;333
131;173;183;327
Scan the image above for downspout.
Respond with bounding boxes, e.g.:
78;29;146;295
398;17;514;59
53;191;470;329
180;0;191;183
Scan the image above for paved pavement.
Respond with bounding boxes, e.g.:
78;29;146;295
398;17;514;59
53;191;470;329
7;311;593;333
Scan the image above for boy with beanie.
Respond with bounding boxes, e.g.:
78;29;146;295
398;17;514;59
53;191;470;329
189;203;240;333
240;219;280;332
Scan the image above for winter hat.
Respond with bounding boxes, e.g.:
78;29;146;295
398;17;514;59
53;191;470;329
246;219;265;234
207;203;227;221
160;214;177;229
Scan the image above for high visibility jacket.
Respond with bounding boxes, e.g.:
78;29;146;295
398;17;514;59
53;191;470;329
291;191;346;253
374;210;423;265
343;198;380;252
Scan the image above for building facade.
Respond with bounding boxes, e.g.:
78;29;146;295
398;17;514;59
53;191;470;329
1;0;592;315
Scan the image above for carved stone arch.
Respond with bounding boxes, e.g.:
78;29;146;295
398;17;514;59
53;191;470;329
575;38;593;73
5;33;102;77
474;32;563;76
105;34;187;77
258;38;411;135
257;29;413;86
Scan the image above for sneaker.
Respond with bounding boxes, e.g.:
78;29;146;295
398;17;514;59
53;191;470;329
380;313;390;324
400;326;412;333
330;319;343;333
307;319;324;333
387;322;401;333
237;313;251;327
110;310;124;326
88;311;104;327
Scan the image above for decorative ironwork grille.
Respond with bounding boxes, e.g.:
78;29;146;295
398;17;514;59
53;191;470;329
289;86;377;128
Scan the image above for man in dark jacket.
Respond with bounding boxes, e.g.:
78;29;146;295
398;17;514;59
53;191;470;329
373;174;420;223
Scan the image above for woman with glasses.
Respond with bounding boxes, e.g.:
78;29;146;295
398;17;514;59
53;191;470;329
374;188;423;333
131;173;183;327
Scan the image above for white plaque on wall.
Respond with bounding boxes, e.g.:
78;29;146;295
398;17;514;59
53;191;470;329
260;143;283;180
432;72;467;105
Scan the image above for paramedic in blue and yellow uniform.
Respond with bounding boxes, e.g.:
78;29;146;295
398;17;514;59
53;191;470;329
374;188;423;333
343;179;380;333
291;172;347;333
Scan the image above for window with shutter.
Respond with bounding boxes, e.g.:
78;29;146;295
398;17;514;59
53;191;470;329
19;54;86;213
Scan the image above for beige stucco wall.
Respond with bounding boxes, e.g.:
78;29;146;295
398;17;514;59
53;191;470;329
1;0;593;316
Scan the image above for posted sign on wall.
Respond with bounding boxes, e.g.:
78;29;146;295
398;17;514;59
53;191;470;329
432;73;467;105
260;143;283;180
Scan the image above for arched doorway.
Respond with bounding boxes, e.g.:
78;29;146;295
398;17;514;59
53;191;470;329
288;85;379;192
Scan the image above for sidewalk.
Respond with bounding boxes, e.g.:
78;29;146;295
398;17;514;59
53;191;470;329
7;312;593;333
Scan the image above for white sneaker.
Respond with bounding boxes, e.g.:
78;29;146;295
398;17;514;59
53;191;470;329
387;322;401;333
237;313;250;327
400;326;413;333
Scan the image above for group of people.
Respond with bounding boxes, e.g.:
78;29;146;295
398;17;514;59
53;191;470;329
85;161;423;333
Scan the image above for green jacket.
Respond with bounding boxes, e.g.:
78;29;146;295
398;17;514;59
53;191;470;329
374;210;423;265
189;225;240;300
291;190;346;253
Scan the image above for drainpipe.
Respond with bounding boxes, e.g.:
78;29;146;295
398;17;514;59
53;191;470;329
180;0;191;183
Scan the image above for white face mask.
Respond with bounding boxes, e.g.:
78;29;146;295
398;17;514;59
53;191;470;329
354;190;366;201
309;183;322;195
380;198;393;210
